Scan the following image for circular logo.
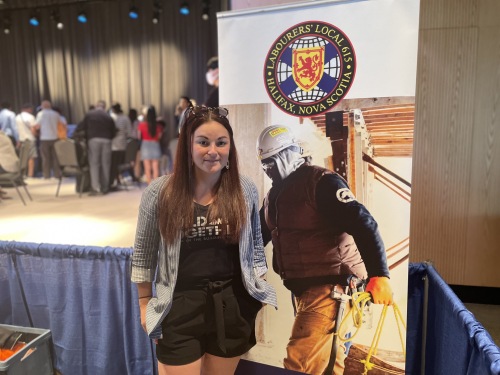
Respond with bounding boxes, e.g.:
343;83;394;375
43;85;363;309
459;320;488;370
336;188;356;203
264;21;356;117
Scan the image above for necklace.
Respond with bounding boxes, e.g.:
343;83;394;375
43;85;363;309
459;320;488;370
193;196;214;206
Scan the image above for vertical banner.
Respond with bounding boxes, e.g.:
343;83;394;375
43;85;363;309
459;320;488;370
218;0;419;374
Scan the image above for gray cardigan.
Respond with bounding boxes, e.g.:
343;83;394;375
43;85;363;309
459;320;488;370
131;174;278;338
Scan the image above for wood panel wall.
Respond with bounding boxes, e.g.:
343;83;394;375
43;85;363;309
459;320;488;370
410;0;500;287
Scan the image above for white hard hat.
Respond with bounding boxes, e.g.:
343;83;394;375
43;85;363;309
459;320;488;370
256;125;299;160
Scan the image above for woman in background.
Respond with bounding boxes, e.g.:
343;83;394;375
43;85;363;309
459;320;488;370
137;106;162;185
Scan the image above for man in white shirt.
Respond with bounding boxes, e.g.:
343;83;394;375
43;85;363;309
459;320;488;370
35;100;61;179
16;103;38;177
0;101;19;147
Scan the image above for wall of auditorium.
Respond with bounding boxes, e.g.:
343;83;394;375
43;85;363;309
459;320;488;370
410;0;500;287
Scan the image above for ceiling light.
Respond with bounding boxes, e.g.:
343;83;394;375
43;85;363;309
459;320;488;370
51;10;64;30
2;15;10;34
129;6;139;19
77;12;87;23
152;11;160;24
201;8;209;20
29;15;40;27
179;2;190;16
201;0;209;21
152;1;162;24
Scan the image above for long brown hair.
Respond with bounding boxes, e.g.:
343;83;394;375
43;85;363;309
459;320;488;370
158;106;246;245
146;105;157;138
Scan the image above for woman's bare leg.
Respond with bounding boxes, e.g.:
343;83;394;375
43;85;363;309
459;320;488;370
143;159;152;184
28;158;35;177
152;159;160;180
201;354;240;375
157;358;202;375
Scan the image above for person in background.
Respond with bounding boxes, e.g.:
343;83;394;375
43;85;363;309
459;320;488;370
170;97;192;171
156;116;173;176
15;103;37;177
0;130;19;174
138;105;148;122
257;125;394;375
76;100;116;195
131;105;277;375
128;108;142;183
0;129;20;202
53;106;68;139
128;108;140;140
204;57;219;108
53;106;67;126
109;102;132;191
174;96;192;134
137;106;162;185
0;101;19;148
34;100;61;179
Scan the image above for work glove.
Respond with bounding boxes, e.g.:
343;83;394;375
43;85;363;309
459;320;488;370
366;276;393;305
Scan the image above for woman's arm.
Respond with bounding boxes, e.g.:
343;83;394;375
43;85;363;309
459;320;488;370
247;180;268;278
131;179;163;283
137;282;152;332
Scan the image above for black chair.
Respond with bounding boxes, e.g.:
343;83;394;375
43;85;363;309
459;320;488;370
0;140;33;206
54;139;89;198
117;139;140;190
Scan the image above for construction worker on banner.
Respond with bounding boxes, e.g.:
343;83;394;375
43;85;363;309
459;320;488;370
256;125;393;375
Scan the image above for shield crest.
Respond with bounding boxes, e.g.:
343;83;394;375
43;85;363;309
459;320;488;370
292;47;325;92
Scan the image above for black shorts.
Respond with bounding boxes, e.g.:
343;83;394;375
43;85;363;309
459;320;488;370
156;278;263;365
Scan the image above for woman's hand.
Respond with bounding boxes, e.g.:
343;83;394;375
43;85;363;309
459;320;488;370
139;297;150;333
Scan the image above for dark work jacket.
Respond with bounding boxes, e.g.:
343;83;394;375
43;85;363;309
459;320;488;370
263;165;368;282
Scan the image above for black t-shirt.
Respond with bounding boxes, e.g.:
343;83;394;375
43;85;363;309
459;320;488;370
177;203;240;284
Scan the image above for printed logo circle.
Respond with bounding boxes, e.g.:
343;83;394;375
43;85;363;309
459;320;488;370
336;188;356;203
264;21;356;117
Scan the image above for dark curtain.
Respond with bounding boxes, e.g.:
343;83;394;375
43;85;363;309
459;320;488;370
0;0;222;125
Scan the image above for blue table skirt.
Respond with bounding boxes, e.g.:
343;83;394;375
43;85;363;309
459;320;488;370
1;241;498;375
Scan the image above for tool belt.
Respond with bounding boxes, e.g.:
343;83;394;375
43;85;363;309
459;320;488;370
347;275;366;294
330;275;366;299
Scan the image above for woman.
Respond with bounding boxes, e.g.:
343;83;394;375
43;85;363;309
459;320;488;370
138;105;162;184
131;106;277;375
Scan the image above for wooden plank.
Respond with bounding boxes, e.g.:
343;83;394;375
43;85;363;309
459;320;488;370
344;344;405;375
306;100;415;158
